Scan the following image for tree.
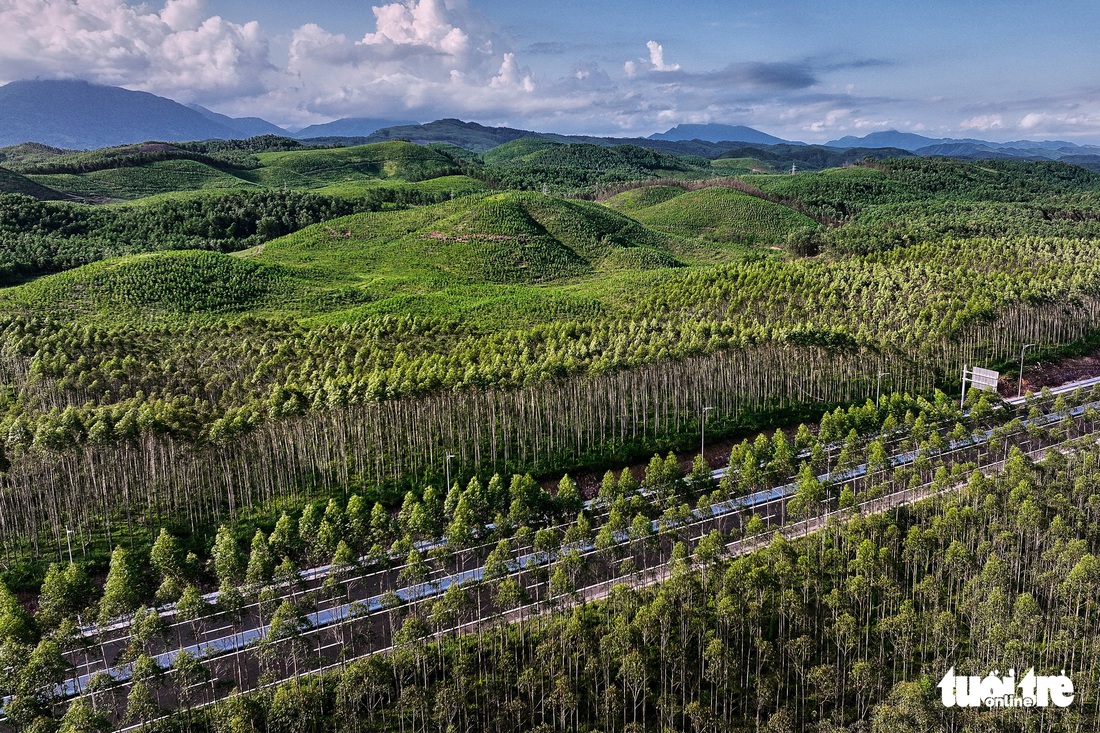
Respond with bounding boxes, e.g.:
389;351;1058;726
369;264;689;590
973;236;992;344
99;546;141;625
172;649;210;719
211;525;243;586
0;577;34;642
508;473;545;526
269;511;300;560
150;528;182;585
445;495;477;551
37;562;90;630
7;639;66;729
346;494;370;550
58;696;109;733
245;529;275;587
556;474;583;517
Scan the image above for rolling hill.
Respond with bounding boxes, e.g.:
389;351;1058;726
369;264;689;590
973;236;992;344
605;185;817;244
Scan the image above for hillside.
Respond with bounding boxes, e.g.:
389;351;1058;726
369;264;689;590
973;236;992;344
605;185;817;244
244;192;696;294
14;140;465;202
0;168;65;199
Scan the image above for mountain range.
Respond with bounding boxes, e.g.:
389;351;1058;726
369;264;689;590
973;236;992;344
1;80;1099;170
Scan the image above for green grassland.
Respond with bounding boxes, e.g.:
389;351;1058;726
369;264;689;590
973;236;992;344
605;185;816;244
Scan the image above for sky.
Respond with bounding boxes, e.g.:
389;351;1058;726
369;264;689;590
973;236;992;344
2;0;1100;142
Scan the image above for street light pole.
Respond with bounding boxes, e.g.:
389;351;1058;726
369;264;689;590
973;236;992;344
700;406;714;463
876;372;891;410
1018;343;1037;398
445;453;455;490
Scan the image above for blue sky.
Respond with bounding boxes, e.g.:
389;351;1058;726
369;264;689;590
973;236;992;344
2;0;1099;142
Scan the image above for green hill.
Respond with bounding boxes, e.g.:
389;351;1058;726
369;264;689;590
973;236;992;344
0;168;65;199
17;141;463;202
28;159;258;201
249;191;688;289
252;141;461;187
7;250;298;316
0;142;73;165
607;185;816;244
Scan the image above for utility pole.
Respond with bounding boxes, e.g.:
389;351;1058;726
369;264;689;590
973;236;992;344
445;453;456;491
700;406;714;462
1018;343;1036;398
876;372;891;410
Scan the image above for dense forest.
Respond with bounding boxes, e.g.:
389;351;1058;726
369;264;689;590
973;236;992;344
2;137;1100;730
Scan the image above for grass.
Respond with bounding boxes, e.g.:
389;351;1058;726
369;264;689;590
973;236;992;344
608;185;816;244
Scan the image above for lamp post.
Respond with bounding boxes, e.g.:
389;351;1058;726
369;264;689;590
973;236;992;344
700;406;714;462
445;453;456;490
876;372;891;410
1018;343;1036;398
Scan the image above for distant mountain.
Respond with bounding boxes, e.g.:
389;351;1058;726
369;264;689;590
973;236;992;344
826;131;962;151
650;123;800;146
188;104;287;138
292;117;418;139
0;80;255;149
363;119;796;157
826;129;1098;155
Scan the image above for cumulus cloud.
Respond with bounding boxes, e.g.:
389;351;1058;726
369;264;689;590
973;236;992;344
646;41;680;72
0;0;272;100
272;0;554;123
961;114;1004;131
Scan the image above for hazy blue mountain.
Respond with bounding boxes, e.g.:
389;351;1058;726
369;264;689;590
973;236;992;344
0;80;247;149
292;117;419;139
188;104;287;138
826;130;965;150
649;123;800;145
825;130;1095;153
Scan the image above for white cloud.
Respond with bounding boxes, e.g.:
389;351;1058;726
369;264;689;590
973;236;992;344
1019;112;1046;130
0;0;272;100
646;41;680;72
362;0;470;56
278;0;546;122
960;114;1004;131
